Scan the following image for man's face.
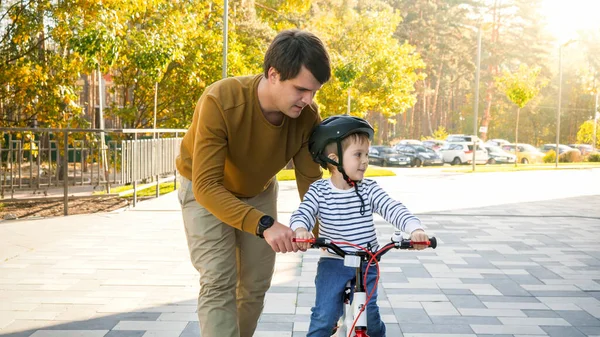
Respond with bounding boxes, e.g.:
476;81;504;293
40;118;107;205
269;66;323;118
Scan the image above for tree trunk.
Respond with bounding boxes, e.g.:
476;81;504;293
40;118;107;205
431;62;444;134
479;0;501;142
514;107;520;167
381;117;388;145
422;80;431;138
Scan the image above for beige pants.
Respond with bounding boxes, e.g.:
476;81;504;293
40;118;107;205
178;176;277;337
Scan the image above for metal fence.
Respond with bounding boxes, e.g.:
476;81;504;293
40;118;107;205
0;127;187;214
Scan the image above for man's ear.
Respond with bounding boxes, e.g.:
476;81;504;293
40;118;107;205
267;67;279;83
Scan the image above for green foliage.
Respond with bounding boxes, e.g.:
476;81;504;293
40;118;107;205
588;153;600;162
0;0;597;148
312;1;425;122
543;150;556;163
561;150;582;163
430;126;448;141
496;65;546;109
544;149;583;163
576;120;600;148
276;166;395;181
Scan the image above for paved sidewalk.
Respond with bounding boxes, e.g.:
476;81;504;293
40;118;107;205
1;177;600;337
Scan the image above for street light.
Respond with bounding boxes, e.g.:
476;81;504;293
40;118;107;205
472;25;482;172
222;0;228;79
594;90;598;152
556;39;577;168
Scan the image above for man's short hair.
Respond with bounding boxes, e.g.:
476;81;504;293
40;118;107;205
263;29;331;84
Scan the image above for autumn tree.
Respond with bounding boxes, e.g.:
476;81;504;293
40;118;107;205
496;64;546;164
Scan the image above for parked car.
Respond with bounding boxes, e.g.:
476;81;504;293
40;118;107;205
501;143;544;164
483;145;516;164
422;139;446;152
486;139;511;147
396;139;423;146
539;144;577;155
445;134;481;144
568;144;594;156
368;146;412;167
395;144;444;167
439;142;488;165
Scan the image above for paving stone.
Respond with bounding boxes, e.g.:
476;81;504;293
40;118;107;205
429;315;501;325
522;309;561;318
178;322;199;337
470;324;546;335
2;185;600;337
256;322;294;331
446;295;486;309
42;318;120;330
540;326;587;337
399;323;474;334
0;332;35;337
556;310;600;327
392;308;432;324
104;332;146;337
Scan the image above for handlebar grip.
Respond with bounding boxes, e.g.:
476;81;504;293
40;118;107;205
429;236;437;249
401;237;437;249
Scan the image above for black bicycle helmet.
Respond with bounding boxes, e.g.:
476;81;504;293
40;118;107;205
309;115;374;170
309;115;374;215
308;115;374;168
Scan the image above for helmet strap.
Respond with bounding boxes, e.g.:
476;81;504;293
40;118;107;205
335;141;366;215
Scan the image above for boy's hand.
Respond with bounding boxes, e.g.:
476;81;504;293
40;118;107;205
294;228;314;251
410;229;429;250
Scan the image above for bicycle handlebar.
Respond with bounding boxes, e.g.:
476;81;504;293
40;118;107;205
292;235;437;259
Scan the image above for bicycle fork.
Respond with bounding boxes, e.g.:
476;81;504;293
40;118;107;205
335;262;370;337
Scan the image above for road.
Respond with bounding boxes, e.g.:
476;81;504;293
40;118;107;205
278;167;600;215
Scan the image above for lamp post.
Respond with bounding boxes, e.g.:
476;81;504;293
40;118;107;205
472;25;482;172
222;0;228;79
556;39;576;168
594;91;598;151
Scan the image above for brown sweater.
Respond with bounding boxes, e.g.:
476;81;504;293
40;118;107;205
176;75;323;234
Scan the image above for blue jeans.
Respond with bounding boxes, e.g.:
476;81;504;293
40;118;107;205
308;257;386;337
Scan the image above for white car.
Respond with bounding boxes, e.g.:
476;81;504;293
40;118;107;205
440;142;489;165
445;134;481;144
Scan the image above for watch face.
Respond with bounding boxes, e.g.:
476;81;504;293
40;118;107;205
260;215;274;228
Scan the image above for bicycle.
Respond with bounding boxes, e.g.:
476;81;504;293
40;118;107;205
294;232;437;337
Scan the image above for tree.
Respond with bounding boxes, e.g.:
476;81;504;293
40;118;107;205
305;0;424;144
496;64;546;164
577;120;599;148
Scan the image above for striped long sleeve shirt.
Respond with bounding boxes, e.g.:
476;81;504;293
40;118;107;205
290;178;422;253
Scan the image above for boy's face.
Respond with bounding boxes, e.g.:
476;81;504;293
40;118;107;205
268;65;322;118
341;139;370;181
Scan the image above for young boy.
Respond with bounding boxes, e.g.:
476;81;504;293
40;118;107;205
290;115;430;337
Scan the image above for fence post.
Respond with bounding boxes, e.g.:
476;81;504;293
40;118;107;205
155;134;159;198
63;131;69;216
174;132;178;190
133;132;137;207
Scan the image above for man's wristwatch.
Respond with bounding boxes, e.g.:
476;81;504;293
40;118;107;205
256;215;275;238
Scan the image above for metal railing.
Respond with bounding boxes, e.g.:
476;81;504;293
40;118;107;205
0;127;187;215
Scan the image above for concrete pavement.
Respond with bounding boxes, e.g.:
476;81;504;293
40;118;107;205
1;170;600;337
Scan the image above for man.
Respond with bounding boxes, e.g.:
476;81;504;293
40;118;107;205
175;29;331;337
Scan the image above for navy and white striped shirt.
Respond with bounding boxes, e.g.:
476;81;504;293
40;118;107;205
290;178;422;253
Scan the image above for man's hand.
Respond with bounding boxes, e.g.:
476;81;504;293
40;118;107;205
294;228;314;251
410;229;429;250
263;221;299;253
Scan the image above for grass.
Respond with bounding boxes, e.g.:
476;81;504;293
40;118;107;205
445;162;600;173
135;182;176;197
276;167;396;181
92;167;395;198
94;182;176;197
